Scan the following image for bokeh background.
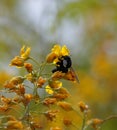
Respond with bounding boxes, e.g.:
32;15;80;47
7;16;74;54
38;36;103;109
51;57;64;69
0;0;117;129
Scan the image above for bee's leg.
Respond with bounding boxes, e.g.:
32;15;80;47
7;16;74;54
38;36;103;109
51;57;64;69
61;68;68;73
52;68;58;73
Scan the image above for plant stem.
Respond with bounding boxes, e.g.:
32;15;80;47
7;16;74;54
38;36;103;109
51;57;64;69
21;102;30;120
29;56;40;66
72;123;80;130
81;113;86;130
38;62;47;76
21;84;38;120
102;115;117;124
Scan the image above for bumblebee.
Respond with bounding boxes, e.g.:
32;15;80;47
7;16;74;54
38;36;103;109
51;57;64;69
52;55;80;83
52;56;72;73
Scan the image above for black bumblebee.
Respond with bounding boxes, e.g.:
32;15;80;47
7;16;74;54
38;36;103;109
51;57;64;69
52;56;72;73
52;55;80;83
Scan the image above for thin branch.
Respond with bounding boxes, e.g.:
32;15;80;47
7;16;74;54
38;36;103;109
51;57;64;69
102;115;117;124
81;113;86;130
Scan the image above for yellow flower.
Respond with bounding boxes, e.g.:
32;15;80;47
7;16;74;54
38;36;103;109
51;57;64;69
22;93;33;106
51;44;61;55
91;118;103;129
9;56;24;67
1;96;12;104
45;80;62;95
45;85;54;95
25;73;35;83
49;80;62;89
15;84;25;95
6;120;23;129
10;46;31;67
53;87;70;100
24;93;33;101
46;44;70;63
51;71;65;80
36;77;46;88
63;118;72;126
52;45;69;56
57;101;73;111
44;110;58;121
0;104;9;112
61;45;70;56
4;81;15;89
78;101;89;113
20;45;31;60
10;76;24;85
24;62;33;73
46;52;58;63
43;98;57;107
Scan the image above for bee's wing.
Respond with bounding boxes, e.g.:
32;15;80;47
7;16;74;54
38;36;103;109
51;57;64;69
70;67;80;83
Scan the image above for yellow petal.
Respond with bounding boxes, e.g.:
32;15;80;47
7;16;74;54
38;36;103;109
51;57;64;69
53;57;59;64
20;45;31;60
51;45;61;56
9;56;24;67
10;76;24;85
55;81;62;88
20;45;25;55
51;71;65;80
46;52;58;63
49;80;62;89
61;45;69;56
25;73;34;82
57;101;73;111
7;120;23;129
45;85;54;95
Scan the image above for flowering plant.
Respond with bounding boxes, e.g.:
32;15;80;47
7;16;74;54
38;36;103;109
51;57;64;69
0;45;117;130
